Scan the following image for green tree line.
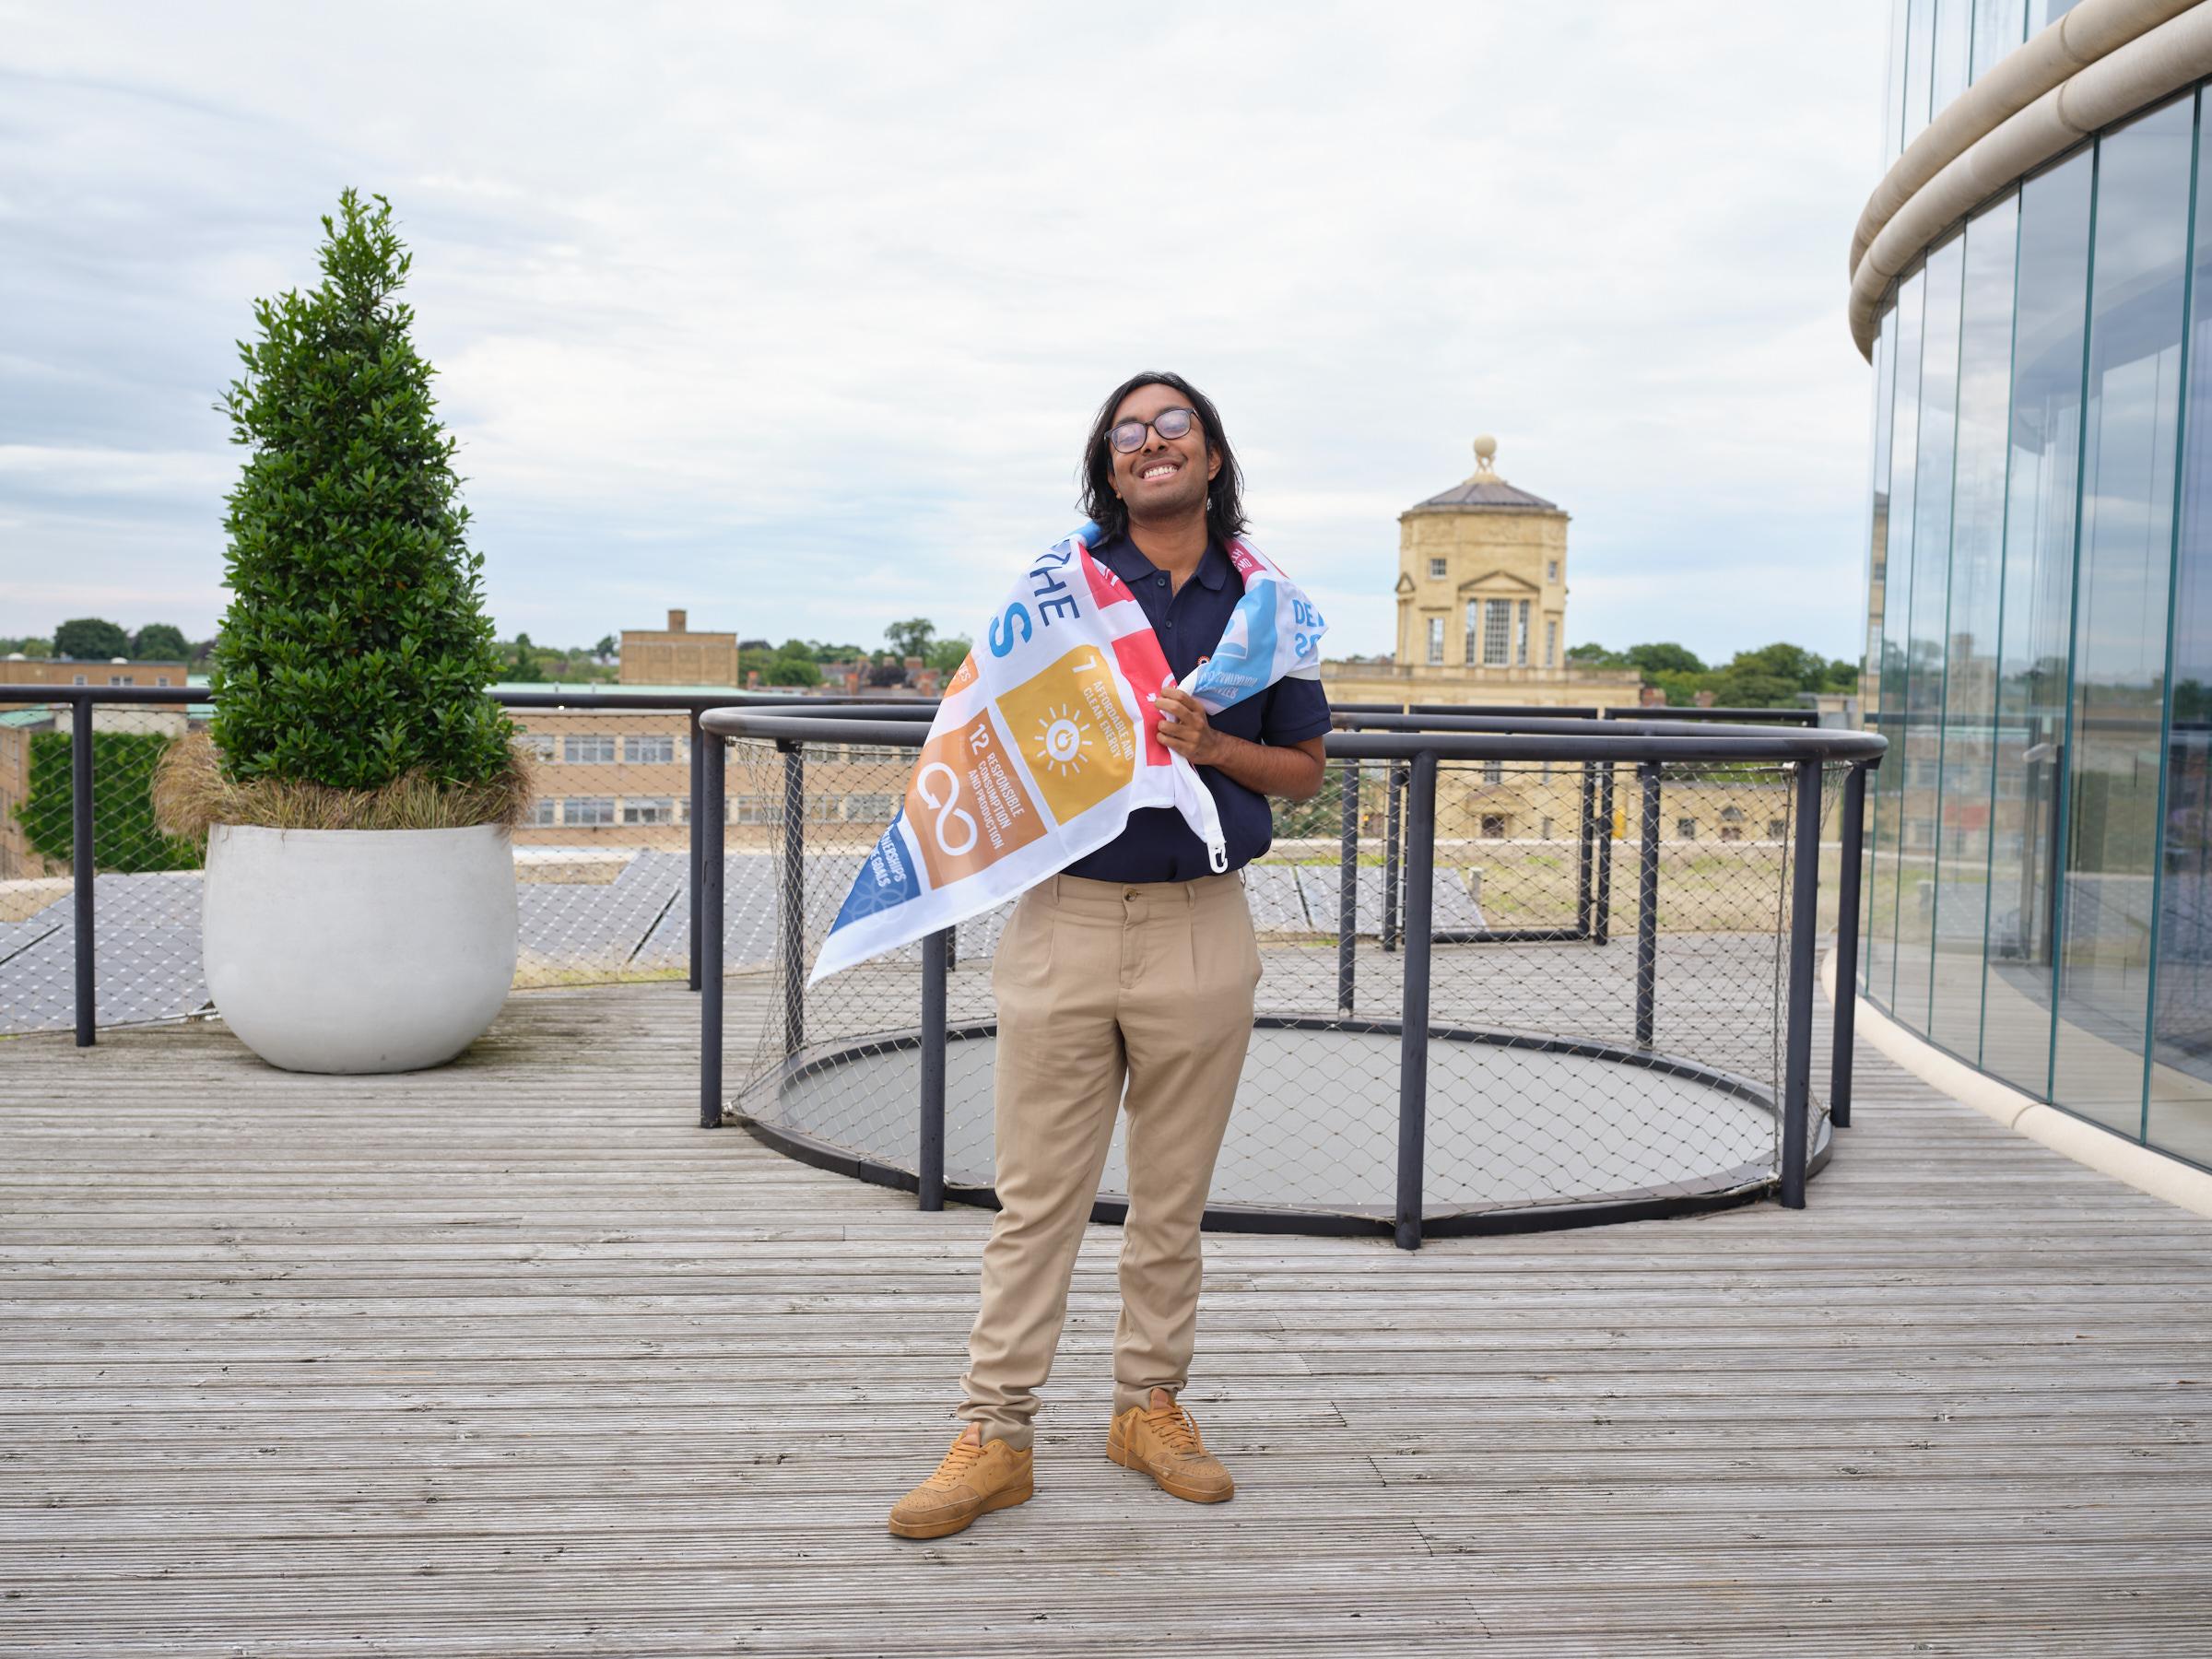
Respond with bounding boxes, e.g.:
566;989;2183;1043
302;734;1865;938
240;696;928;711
490;633;621;683
740;618;971;688
3;621;207;662
1566;641;1857;708
8;616;1854;711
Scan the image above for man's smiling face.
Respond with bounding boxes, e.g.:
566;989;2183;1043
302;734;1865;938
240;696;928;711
1112;382;1221;522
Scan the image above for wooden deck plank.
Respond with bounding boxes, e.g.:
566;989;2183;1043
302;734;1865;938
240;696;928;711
4;978;2211;1655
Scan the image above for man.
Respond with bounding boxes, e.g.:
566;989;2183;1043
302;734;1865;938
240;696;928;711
888;372;1331;1539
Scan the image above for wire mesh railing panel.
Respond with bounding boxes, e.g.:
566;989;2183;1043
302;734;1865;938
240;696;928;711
0;695;783;1036
720;735;1012;1180
1414;757;1795;1220
509;709;711;989
0;700;206;1034
1224;759;1405;1216
1626;758;1794;1082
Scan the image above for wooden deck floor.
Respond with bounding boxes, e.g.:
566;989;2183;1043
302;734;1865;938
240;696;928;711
5;979;2212;1655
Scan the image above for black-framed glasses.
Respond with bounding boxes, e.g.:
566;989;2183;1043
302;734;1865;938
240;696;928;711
1106;406;1197;453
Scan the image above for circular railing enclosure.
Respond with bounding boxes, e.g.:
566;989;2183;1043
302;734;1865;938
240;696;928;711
697;709;1881;1248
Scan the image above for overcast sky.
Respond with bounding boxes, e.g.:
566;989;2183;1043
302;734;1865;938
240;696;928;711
3;1;1886;665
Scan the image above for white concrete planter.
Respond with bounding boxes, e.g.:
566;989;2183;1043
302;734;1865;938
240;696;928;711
203;823;518;1074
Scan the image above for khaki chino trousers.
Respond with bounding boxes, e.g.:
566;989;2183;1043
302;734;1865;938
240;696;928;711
958;870;1260;1451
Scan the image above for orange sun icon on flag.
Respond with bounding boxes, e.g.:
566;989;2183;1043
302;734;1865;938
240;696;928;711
1033;706;1092;777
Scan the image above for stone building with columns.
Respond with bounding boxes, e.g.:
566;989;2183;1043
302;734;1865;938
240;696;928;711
1319;436;1641;710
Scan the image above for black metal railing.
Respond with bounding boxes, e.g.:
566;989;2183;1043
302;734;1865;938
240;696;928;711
695;705;1883;1248
0;682;894;1045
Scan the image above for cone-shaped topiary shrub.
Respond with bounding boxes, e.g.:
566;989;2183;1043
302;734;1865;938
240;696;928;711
205;189;519;818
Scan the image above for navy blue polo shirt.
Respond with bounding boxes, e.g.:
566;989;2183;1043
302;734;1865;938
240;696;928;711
1063;535;1332;883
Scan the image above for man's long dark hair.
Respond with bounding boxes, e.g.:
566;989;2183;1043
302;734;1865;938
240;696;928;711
1077;370;1248;547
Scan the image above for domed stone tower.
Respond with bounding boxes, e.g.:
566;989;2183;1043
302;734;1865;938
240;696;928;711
1318;434;1637;710
1394;435;1569;677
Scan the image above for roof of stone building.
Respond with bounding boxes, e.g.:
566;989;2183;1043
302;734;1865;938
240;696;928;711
1408;436;1563;513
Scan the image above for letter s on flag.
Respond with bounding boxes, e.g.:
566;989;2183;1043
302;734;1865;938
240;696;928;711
988;603;1033;658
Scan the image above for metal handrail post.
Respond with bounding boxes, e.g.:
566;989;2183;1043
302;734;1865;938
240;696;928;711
1574;761;1598;939
920;926;948;1211
1394;750;1438;1252
1382;763;1404;953
1830;762;1868;1130
699;731;725;1128
1635;762;1662;1050
1594;762;1616;946
780;742;806;1057
71;714;95;1047
1336;759;1359;1017
1780;758;1823;1209
688;712;704;993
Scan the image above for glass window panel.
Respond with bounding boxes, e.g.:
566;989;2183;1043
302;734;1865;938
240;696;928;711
2052;99;2195;1136
1886;0;1911;171
1932;0;1971;115
1895;232;1969;1032
1483;599;1512;665
1862;304;1899;994
1971;0;2027;84
2153;92;2212;1165
1904;0;1938;153
1930;195;2021;1058
1873;268;1931;1009
2032;0;2081;24
1985;147;2093;1097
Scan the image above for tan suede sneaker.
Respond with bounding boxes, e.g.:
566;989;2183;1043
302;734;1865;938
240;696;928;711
888;1430;1034;1539
1108;1395;1235;1503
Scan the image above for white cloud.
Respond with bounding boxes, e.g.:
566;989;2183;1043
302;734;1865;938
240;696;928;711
0;444;232;499
2;1;1886;662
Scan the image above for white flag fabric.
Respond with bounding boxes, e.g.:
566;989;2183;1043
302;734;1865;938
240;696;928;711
1181;537;1328;712
807;523;1328;985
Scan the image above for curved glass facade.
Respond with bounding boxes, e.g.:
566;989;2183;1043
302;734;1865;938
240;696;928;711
1862;82;2212;1171
1881;1;2082;171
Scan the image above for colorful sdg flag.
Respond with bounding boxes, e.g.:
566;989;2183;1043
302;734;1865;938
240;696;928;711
808;524;1326;984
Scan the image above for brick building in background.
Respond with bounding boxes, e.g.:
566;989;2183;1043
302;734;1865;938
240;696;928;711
0;654;191;702
619;609;737;686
